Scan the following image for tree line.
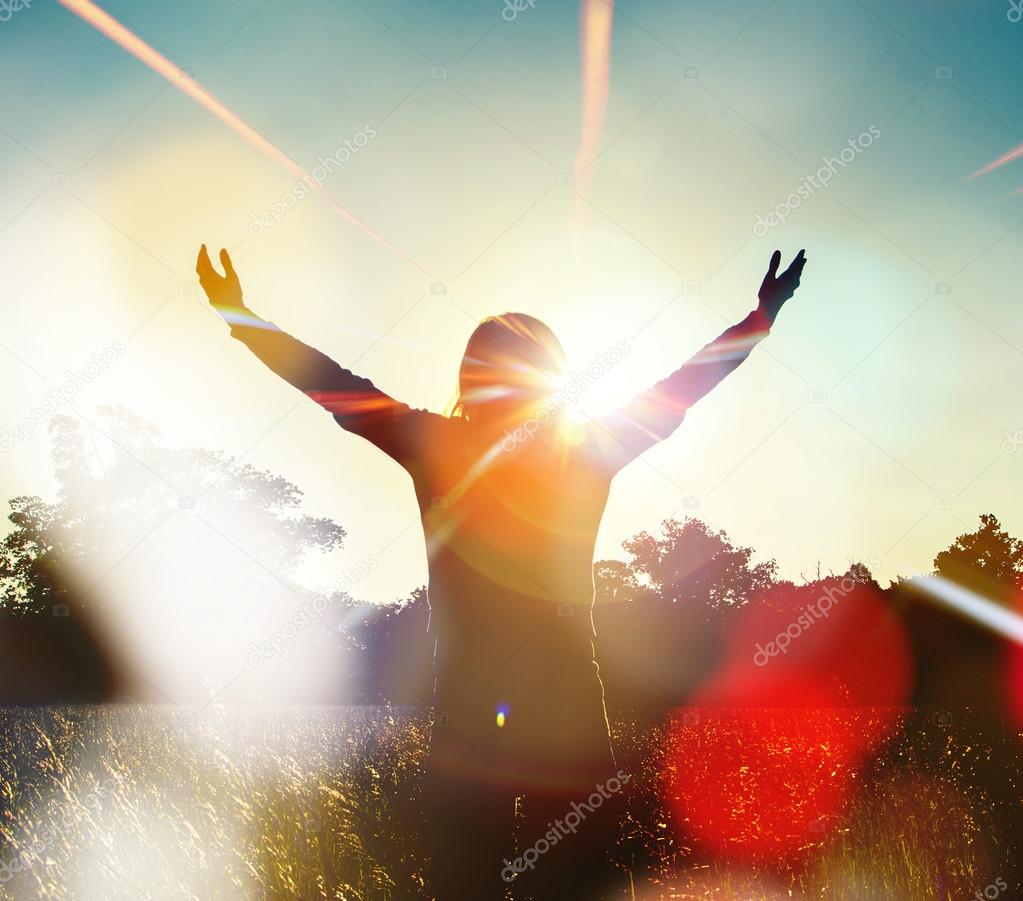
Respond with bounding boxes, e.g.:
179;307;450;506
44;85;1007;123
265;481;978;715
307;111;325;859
1;407;1021;722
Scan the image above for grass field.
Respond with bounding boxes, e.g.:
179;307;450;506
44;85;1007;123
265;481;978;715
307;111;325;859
0;706;1016;899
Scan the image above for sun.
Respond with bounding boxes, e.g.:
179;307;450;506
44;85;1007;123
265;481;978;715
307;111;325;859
554;332;639;425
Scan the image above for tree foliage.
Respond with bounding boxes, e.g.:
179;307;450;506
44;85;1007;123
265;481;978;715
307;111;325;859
933;513;1023;601
3;410;1023;712
0;408;349;701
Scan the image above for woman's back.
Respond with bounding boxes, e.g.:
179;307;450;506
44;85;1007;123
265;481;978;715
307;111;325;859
408;414;618;784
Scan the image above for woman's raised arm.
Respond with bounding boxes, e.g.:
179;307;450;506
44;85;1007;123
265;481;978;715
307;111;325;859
196;245;435;466
590;249;808;473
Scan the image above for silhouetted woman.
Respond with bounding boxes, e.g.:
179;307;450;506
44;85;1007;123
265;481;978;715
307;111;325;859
197;245;807;899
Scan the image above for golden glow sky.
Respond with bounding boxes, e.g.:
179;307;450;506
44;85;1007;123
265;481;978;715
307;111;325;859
1;0;1022;605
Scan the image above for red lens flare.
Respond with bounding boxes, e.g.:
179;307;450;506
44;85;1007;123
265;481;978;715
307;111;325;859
660;578;912;863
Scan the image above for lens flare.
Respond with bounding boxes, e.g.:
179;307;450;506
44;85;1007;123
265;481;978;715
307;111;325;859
658;578;913;861
574;0;615;194
911;575;1023;644
55;0;428;273
496;703;509;728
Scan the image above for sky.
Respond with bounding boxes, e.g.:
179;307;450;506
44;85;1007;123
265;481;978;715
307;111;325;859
1;0;1022;607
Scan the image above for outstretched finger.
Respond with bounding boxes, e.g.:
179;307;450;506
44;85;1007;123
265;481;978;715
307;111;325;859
785;249;807;277
219;248;236;279
196;243;213;277
767;249;782;278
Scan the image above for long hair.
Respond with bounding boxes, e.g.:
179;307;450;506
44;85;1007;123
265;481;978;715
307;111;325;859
450;313;566;421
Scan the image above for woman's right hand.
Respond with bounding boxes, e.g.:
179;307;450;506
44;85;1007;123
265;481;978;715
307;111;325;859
757;248;807;322
196;244;245;309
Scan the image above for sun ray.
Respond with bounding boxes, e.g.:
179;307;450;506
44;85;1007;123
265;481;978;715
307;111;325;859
969;139;1023;183
55;0;429;274
574;0;616;191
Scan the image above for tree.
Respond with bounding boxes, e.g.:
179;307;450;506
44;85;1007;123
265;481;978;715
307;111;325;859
350;586;433;705
933;513;1023;601
0;495;74;615
594;517;777;716
0;407;355;703
618;517;777;611
593;559;643;606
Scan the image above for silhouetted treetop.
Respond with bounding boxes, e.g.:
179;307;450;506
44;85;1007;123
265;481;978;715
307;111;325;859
616;517;777;611
933;513;1023;601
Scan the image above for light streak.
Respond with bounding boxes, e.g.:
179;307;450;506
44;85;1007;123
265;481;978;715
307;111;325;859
913;575;1023;644
55;0;428;273
969;141;1023;181
574;0;615;193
